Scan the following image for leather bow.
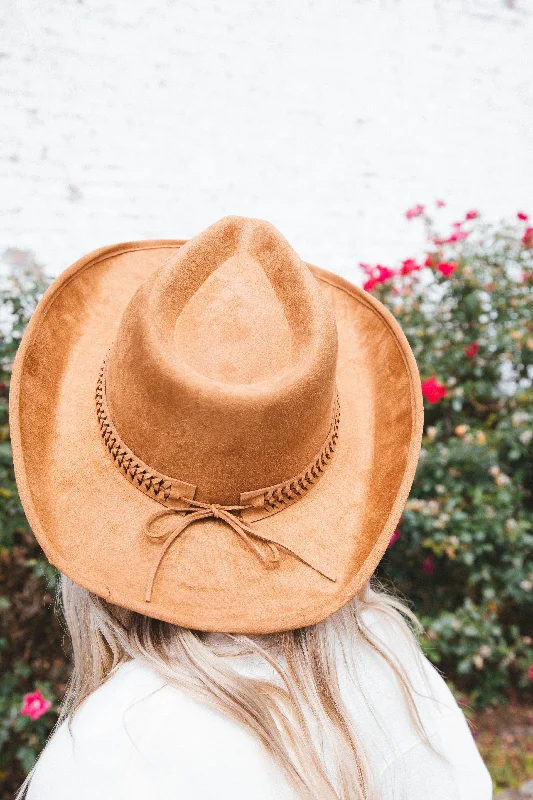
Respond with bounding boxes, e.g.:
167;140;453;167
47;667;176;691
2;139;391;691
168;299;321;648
143;499;281;602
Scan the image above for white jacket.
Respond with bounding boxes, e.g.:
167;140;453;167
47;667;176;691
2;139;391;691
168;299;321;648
25;609;492;799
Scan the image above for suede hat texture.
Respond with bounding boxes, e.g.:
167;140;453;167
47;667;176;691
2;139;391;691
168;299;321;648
9;216;423;634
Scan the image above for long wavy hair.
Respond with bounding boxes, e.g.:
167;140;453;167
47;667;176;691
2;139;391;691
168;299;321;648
17;575;446;800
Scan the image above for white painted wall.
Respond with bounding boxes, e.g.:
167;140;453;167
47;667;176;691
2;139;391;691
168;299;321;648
2;0;532;282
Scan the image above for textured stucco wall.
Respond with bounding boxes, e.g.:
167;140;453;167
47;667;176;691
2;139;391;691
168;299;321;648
2;0;533;282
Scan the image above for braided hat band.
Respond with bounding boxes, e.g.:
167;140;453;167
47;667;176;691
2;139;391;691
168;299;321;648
96;354;341;599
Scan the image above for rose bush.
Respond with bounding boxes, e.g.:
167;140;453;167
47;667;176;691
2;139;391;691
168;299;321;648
371;205;533;708
0;254;69;794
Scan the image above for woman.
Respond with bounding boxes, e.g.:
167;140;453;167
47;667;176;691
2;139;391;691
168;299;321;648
11;216;491;799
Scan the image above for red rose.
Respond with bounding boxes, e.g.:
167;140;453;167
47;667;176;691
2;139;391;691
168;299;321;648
400;258;421;276
363;265;395;291
421;377;447;404
464;342;479;359
522;227;533;247
436;261;458;277
376;266;395;282
363;277;378;292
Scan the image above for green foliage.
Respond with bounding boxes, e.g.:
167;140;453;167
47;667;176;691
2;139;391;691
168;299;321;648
0;253;67;794
371;208;533;708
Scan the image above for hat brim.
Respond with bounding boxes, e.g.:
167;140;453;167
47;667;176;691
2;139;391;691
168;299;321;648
10;240;423;633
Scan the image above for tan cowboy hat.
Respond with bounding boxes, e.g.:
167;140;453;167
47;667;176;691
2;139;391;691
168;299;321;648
9;216;423;634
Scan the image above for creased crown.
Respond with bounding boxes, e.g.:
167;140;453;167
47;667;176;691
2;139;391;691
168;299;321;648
104;216;339;505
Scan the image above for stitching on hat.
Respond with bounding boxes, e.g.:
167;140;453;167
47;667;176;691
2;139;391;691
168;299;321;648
95;359;174;503
261;392;340;512
96;354;340;510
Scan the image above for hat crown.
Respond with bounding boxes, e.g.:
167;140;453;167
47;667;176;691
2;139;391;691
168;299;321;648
105;216;339;504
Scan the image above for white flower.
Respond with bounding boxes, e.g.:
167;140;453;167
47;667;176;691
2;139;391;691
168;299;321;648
496;473;511;487
405;499;425;512
519;430;532;445
520;580;532;591
426;500;440;516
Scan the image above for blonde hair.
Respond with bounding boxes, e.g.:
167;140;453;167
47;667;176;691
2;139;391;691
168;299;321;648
18;575;446;800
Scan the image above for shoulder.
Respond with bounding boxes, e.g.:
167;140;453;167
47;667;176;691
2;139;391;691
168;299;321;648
355;604;463;714
27;658;295;800
345;605;492;799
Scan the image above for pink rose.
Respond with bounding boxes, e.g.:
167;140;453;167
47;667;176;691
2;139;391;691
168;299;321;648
465;210;479;220
517;211;528;221
422;377;447;404
423;555;435;574
405;204;425;220
388;528;401;547
434;227;469;245
20;689;52;721
436;200;446;208
448;229;469;242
